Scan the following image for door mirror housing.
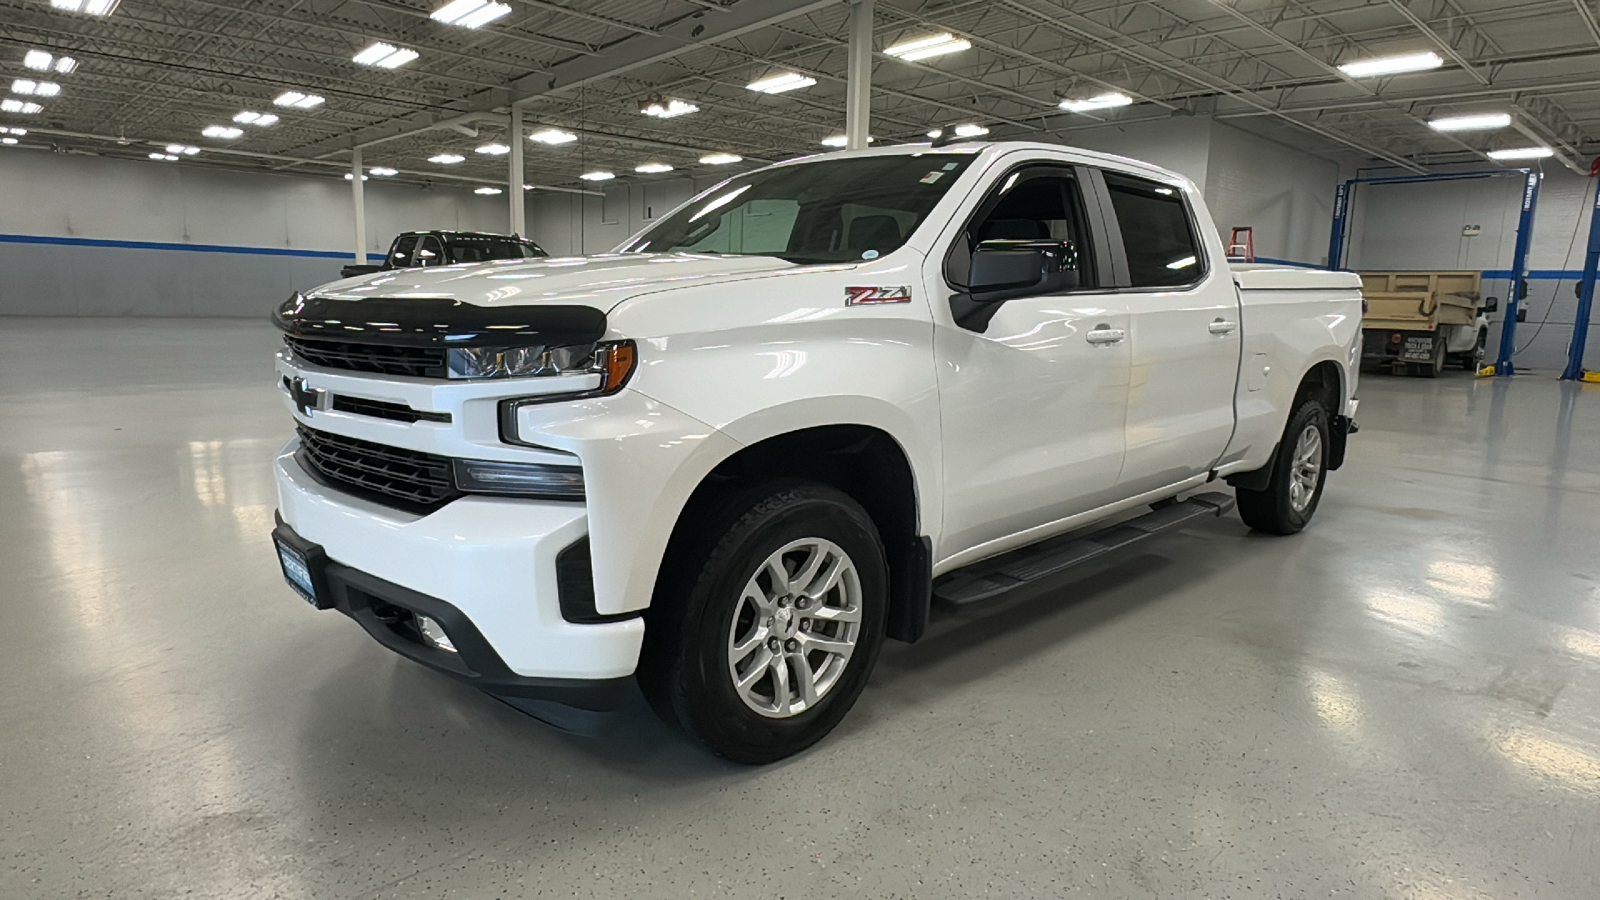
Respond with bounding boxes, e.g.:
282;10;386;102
339;264;384;279
1483;296;1499;314
962;239;1079;303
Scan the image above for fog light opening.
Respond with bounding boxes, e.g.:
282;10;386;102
416;614;458;653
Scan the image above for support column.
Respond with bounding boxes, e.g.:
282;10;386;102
1494;170;1542;376
1561;181;1600;381
351;146;366;265
845;0;873;151
509;106;526;236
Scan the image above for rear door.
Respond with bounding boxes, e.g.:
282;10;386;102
931;162;1133;561
386;233;420;269
1095;169;1240;494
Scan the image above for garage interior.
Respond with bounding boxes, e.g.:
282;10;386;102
3;0;1600;897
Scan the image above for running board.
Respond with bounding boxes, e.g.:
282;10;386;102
933;492;1236;606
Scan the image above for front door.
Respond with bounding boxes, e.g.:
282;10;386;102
1100;169;1241;495
933;165;1133;562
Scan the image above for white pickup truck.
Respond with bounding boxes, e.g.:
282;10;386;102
270;141;1362;763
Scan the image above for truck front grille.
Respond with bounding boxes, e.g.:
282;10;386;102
285;336;447;379
295;425;460;512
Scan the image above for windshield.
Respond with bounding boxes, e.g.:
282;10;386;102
437;234;545;265
620;153;977;264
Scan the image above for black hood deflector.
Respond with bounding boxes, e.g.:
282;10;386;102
273;294;607;348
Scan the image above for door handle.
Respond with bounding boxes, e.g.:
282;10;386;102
1085;327;1126;345
1208;319;1238;335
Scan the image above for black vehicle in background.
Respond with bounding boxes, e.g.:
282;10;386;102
340;231;546;278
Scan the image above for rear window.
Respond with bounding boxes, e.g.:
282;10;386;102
1103;171;1204;288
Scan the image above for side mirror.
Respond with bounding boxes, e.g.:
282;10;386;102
1483;296;1499;314
962;239;1080;303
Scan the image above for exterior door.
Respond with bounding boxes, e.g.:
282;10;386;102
933;166;1133;560
1099;169;1241;494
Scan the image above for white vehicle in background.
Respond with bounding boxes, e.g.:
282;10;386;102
270;141;1362;763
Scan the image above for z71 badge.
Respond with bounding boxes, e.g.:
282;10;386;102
845;286;912;306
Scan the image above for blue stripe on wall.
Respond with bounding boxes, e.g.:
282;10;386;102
0;232;382;262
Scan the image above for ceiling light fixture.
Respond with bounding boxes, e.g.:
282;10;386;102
344;173;369;181
579;171;615;181
474;186;503;195
148;152;180;160
1428;112;1512;132
821;135;874;147
885;33;971;61
699;153;742;165
431;0;513;28
528;127;577;145
953;123;989;137
165;144;199;155
274;91;325;109
1487;146;1554;160
641;98;698;118
10;80;61;97
1337;51;1443;78
24;50;77;74
1059;92;1134;112
352;42;420;68
429;153;466;164
233;111;279;126
746;72;817;94
201;125;243;139
2;137;17;146
0;99;43;114
475;143;510;155
635;162;674;174
2;127;26;135
369;166;398;176
50;0;119;15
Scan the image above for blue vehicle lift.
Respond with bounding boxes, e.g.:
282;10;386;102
1327;169;1542;376
1561;182;1600;382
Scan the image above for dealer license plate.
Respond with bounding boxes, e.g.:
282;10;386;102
275;538;319;606
1401;336;1435;362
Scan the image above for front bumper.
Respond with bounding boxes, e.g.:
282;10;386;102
273;442;645;695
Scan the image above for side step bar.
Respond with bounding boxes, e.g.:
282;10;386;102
933;492;1236;606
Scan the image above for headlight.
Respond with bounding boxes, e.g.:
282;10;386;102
447;343;598;379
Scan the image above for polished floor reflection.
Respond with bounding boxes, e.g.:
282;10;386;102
3;318;1599;899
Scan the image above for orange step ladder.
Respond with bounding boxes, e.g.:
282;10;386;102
1227;226;1255;262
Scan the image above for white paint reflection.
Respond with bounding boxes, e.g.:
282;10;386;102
1364;588;1444;635
1495;729;1600;793
760;349;807;379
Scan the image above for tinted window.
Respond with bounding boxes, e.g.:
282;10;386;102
947;168;1096;290
623;153;977;264
439;234;544;264
388;234;420;268
416;235;446;267
1103;171;1203;287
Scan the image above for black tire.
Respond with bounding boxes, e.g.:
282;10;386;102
1461;330;1487;370
638;481;888;764
1414;337;1445;378
1236;399;1330;535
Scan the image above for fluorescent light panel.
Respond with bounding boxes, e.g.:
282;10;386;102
273;91;325;109
11;80;62;97
1487;147;1553;160
165;144;199;155
476;143;510;155
233;111;279;126
579;171;614;181
0;99;42;114
148;152;178;160
474;186;503;195
699;153;742;165
1059;92;1133;112
635;163;673;174
1338;51;1443;78
885;33;971;61
746;72;816;94
25;50;77;74
201;125;243;139
528;128;577;145
432;0;512;28
429;153;466;164
51;0;119;15
344;173;369;181
2;127;26;135
1;137;17;145
369;167;398;176
642;99;698;118
821;135;874;147
1428;112;1512;132
353;43;419;68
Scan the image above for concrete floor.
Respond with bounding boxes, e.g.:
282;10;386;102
3;318;1600;899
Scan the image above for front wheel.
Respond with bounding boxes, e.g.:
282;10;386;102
639;482;888;764
1237;399;1330;535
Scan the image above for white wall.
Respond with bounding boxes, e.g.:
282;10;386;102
528;177;700;256
1345;165;1597;372
1201;124;1340;267
0;148;509;317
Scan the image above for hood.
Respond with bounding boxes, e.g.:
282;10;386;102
313;252;804;311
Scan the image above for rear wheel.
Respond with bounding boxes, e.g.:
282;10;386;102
639;482;887;764
1237;399;1330;535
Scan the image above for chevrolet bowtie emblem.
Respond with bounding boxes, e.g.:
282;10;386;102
290;376;326;417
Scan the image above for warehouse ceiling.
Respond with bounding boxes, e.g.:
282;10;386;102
1;0;1595;191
